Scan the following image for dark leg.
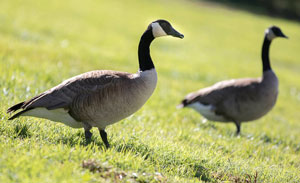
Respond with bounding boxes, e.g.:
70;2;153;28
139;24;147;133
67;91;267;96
85;130;92;143
98;128;110;148
234;121;241;135
83;123;92;144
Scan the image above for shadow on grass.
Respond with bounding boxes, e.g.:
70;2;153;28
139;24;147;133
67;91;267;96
10;126;268;182
55;130;108;148
199;0;300;22
114;138;211;181
51;134;212;180
48;132;212;181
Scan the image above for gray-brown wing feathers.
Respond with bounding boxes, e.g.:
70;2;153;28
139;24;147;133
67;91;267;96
182;78;261;106
8;70;132;112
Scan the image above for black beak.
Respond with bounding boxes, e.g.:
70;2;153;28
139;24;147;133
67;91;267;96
279;32;288;39
170;27;184;39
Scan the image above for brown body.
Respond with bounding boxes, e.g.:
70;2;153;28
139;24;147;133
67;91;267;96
180;70;278;123
8;69;157;129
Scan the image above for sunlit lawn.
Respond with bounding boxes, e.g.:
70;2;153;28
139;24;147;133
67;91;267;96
0;0;300;182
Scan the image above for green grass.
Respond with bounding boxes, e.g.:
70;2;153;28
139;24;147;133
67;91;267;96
1;0;300;182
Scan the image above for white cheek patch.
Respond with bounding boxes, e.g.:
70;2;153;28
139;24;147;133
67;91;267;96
151;22;167;38
265;29;276;40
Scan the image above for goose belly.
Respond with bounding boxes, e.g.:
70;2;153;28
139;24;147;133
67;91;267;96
232;97;277;122
23;108;83;128
98;96;149;126
85;87;155;128
221;90;278;122
188;102;228;122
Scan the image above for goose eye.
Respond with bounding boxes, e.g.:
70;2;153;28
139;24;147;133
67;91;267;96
161;23;171;33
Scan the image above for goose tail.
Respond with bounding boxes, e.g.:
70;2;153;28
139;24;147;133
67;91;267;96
177;99;188;109
7;102;25;113
7;101;33;120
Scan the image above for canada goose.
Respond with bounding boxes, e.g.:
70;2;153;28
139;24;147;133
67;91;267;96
178;26;287;135
7;19;184;148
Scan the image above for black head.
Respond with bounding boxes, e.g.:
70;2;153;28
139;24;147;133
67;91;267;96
148;19;184;39
265;26;288;40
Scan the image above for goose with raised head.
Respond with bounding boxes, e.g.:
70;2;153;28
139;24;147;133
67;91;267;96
178;26;287;135
7;19;184;148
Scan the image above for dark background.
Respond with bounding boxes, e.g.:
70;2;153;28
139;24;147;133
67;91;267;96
203;0;300;21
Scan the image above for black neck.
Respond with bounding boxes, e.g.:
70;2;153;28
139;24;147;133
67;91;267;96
138;28;155;71
262;36;272;72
